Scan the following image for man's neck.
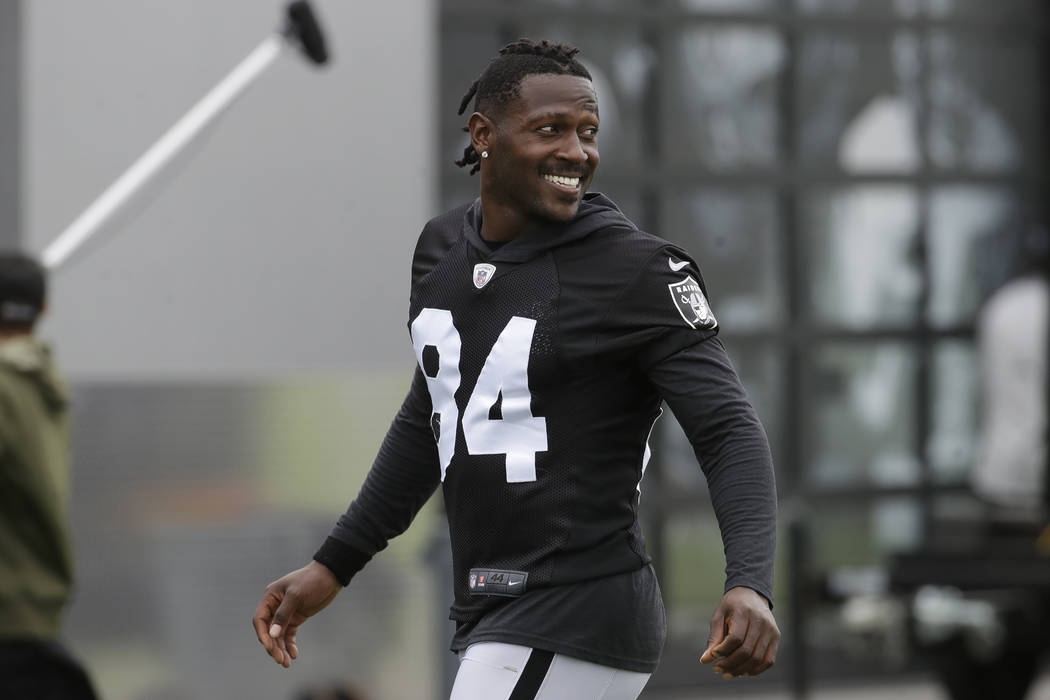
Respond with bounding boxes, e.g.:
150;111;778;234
479;197;529;243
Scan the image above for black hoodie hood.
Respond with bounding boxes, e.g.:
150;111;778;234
461;192;639;264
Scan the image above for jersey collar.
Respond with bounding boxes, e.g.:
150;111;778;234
461;193;637;263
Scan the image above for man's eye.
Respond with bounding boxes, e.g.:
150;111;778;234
582;127;599;138
538;125;556;133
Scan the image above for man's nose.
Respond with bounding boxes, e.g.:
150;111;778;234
558;134;587;163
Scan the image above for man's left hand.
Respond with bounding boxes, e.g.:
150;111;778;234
700;586;780;679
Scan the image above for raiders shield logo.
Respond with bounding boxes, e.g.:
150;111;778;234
668;275;717;329
473;263;496;289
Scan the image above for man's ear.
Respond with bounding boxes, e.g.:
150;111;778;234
468;112;495;156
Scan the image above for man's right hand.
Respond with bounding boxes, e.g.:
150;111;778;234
252;560;342;668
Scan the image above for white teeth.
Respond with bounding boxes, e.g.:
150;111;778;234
543;174;580;188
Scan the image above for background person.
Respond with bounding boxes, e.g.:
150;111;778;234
0;251;99;700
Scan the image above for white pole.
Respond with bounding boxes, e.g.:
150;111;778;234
41;34;285;271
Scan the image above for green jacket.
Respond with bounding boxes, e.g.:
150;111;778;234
0;335;73;640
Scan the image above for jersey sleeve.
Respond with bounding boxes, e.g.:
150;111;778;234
596;244;720;369
645;337;777;606
313;366;441;585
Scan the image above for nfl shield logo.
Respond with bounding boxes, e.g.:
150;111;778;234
473;263;496;289
668;275;717;329
469;573;477;589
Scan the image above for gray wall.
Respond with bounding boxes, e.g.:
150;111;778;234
24;0;436;379
20;3;445;699
1;2;20;249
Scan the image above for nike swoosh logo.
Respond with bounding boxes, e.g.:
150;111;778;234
668;258;689;272
508;581;521;586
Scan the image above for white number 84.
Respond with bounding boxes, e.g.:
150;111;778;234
411;308;548;483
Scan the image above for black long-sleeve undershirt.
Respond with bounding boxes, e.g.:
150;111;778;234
642;336;777;604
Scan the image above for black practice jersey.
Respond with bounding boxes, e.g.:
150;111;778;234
315;193;776;633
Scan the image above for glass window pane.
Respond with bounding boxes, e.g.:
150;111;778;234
922;0;1039;19
928;34;1041;172
927;186;1023;327
811;498;922;570
796;0;923;15
512;22;650;169
443;0;507;8
800;0;1038;18
676;0;777;11
806;343;920;487
523;0;649;7
589;182;643;225
440;175;480;215
661;189;783;330
929;341;978;483
664;27;783;170
797;33;922;173
663;511;727;615
802;187;922;327
803;498;921;674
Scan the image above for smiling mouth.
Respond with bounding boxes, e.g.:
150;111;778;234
543;173;582;192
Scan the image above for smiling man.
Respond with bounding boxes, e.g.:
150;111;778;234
468;70;599;237
254;39;779;699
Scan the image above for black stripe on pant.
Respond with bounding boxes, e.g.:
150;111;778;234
508;649;555;700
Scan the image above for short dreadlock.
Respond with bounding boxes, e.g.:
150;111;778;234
454;38;592;175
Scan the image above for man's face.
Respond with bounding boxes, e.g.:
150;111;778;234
483;73;600;226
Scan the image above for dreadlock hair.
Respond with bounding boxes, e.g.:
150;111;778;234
454;38;592;175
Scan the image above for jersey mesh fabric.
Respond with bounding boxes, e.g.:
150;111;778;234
411;236;590;621
407;194;728;622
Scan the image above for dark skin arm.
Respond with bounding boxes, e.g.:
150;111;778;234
251;560;342;668
701;586;780;679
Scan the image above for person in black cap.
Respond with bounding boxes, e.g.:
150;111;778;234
0;251;99;700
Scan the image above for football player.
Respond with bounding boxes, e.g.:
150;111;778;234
254;38;779;699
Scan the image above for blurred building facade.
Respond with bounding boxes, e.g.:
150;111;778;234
437;0;1048;696
2;1;1047;699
